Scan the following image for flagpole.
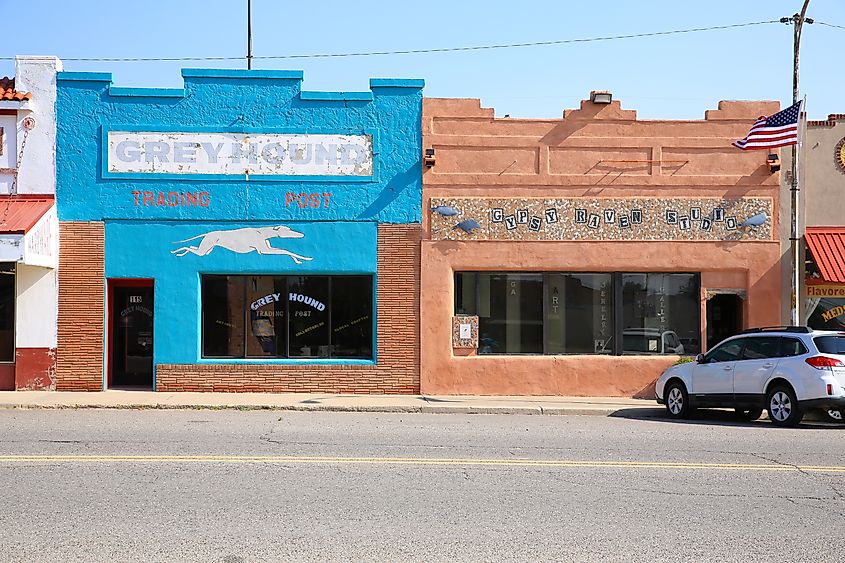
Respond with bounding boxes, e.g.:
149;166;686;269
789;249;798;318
785;1;812;326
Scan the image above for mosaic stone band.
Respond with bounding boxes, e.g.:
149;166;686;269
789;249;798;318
430;197;773;242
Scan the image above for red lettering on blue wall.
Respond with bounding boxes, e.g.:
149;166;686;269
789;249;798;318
132;191;211;207
284;192;331;209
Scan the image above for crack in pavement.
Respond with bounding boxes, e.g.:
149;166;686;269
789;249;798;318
748;452;845;519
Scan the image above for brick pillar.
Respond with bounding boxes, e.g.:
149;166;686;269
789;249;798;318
374;223;421;391
56;221;104;391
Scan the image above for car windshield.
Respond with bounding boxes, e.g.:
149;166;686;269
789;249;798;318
813;335;845;355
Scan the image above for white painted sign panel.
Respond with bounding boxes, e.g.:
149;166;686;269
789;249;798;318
23;207;57;267
106;132;373;176
459;323;472;340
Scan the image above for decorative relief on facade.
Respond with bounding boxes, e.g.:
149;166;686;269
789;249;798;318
452;315;479;349
171;225;313;263
430;197;773;242
835;137;845;176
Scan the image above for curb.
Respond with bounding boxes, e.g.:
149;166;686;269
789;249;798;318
0;402;643;416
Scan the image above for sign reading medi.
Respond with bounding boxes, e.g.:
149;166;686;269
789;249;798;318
106;131;373;178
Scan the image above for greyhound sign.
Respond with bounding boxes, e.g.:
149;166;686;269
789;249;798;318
171;225;313;264
107;132;373;177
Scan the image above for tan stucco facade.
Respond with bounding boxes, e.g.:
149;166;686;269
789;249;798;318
421;96;785;396
797;115;845;327
803;115;845;227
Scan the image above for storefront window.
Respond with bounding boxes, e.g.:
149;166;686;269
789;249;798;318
246;276;286;358
288;276;330;358
806;296;845;330
202;275;373;359
330;276;373;359
621;273;699;355
545;274;613;354
455;271;700;356
0;263;14;362
202;275;246;358
458;273;543;354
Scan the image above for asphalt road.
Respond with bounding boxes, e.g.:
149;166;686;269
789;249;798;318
0;409;843;562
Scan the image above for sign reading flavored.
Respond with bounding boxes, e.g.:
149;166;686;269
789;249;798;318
106;132;373;177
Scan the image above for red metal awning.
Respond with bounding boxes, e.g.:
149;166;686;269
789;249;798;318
806;227;845;283
0;196;54;234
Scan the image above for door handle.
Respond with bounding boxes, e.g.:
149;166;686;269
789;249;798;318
723;366;732;371
763;363;774;368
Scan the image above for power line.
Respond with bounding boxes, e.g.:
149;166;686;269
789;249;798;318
816;20;845;30
0;20;784;63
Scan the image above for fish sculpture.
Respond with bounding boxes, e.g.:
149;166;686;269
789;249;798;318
454;219;482;234
739;212;767;228
431;205;460;216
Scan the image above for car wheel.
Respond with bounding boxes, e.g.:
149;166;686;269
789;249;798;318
823;408;843;423
664;382;691;419
767;386;803;427
735;408;763;421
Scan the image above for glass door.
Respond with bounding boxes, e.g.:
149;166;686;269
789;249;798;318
110;284;154;388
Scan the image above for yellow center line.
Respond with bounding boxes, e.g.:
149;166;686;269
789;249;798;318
0;455;843;472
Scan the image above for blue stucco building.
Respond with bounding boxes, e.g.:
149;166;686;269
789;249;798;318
55;69;424;392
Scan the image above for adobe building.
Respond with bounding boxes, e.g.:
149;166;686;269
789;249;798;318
420;93;785;396
0;56;61;390
55;68;423;392
801;113;845;328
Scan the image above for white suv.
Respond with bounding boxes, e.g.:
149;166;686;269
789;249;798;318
656;327;845;426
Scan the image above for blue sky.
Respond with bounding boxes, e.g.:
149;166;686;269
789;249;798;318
2;0;843;119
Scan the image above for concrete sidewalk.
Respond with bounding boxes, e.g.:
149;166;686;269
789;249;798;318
0;390;659;417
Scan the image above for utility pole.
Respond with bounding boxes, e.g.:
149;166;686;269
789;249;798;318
781;1;812;326
247;0;253;70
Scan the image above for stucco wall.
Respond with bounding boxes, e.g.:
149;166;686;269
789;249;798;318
16;265;57;346
14;56;61;196
804;119;845;227
55;69;423;392
56;70;423;224
9;56;62;390
780;116;845;323
421;97;784;396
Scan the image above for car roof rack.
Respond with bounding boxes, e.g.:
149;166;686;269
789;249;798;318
741;326;811;334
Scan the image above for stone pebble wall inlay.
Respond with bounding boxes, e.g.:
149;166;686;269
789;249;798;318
430;197;773;242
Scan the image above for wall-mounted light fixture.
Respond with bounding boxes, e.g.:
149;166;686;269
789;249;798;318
766;153;781;174
590;90;613;104
424;148;436;168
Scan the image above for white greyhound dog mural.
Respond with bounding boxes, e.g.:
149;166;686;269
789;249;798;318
171;225;313;264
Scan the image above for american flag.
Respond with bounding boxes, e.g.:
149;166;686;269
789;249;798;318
732;100;803;150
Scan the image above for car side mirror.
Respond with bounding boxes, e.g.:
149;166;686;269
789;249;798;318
695;354;705;364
